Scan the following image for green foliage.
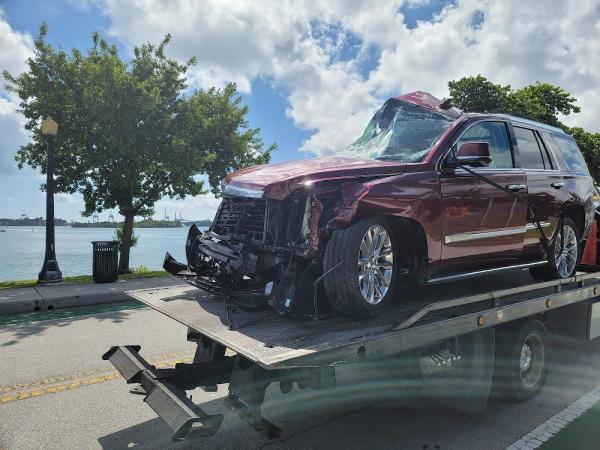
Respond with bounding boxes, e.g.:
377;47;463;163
71;218;182;228
448;75;597;181
448;75;580;125
447;75;512;114
563;126;600;182
0;217;68;226
132;265;150;274
114;225;138;247
0;269;169;291
133;218;182;228
508;83;580;127
4;24;275;271
174;83;273;195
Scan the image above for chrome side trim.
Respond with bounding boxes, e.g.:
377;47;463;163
526;222;551;231
445;226;523;244
223;183;264;198
445;222;551;244
427;260;548;285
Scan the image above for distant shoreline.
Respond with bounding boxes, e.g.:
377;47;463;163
0;218;69;227
0;219;212;228
71;220;184;228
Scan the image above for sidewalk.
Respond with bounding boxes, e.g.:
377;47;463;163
0;277;185;315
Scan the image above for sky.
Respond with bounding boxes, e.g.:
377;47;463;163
1;0;599;222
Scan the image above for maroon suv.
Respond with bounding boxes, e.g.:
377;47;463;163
165;91;594;318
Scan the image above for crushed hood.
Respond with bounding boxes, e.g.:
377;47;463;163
224;157;407;200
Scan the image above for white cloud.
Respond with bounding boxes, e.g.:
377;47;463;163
0;97;28;175
95;0;600;158
0;9;33;80
0;10;33;175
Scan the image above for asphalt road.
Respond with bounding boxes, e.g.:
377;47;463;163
1;273;600;450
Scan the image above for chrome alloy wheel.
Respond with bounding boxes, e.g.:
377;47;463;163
358;224;394;305
519;334;545;389
554;223;578;278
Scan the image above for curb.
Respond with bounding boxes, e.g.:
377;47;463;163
42;291;132;311
0;297;43;315
0;278;183;316
0;291;132;315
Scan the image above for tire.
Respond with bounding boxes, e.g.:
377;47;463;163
323;217;399;317
493;320;550;402
529;217;581;281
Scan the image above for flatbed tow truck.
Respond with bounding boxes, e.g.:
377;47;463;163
103;222;600;442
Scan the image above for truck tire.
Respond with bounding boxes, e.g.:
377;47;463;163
323;217;398;317
529;217;581;281
493;319;550;402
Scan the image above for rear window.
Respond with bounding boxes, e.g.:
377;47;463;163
514;127;545;170
550;134;590;175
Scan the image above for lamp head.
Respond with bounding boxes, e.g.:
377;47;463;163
41;116;58;136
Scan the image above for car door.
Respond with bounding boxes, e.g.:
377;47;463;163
512;125;565;260
438;120;528;274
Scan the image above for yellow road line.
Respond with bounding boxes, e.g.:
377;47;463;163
0;349;194;394
0;373;122;404
0;351;194;405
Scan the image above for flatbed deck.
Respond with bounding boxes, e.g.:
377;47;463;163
128;270;600;369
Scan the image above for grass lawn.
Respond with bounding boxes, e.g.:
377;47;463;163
540;401;600;450
0;268;169;290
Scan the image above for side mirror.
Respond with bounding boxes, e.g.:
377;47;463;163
448;142;492;168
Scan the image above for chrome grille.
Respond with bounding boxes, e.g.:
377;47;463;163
212;197;267;241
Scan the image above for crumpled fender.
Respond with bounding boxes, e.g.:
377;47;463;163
326;183;370;230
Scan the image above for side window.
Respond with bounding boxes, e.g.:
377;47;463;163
550;134;590;175
514;127;545;170
454;121;513;168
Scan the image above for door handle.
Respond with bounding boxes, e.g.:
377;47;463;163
506;184;527;192
551;182;565;189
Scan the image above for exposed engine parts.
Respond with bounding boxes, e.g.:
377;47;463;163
164;183;362;317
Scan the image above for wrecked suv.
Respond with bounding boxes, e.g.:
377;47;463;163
165;92;594;318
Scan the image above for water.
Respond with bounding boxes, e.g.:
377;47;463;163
0;226;203;281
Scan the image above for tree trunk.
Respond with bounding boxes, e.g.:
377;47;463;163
118;212;135;274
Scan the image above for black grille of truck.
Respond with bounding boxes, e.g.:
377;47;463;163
212;197;267;241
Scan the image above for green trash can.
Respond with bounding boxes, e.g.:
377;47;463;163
92;241;120;283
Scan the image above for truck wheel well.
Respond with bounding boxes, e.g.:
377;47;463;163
564;205;585;237
387;216;428;279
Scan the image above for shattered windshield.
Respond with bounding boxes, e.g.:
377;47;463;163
340;99;455;162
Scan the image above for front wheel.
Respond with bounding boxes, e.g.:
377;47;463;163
529;217;580;281
323;217;398;317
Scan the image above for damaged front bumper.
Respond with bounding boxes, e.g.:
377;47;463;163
163;223;332;318
163;223;272;309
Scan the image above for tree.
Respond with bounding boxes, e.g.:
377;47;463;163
563;126;600;182
448;75;598;182
4;25;275;273
114;225;138;249
508;83;580;127
447;75;512;113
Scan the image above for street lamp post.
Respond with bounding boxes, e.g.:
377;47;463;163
38;115;62;283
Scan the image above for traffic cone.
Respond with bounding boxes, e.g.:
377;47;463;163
581;218;598;267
